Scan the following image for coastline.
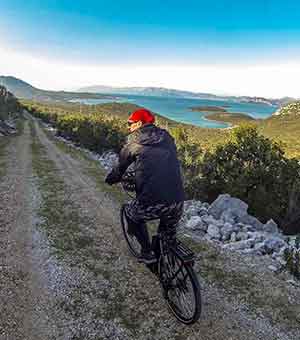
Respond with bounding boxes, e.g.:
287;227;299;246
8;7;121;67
201;114;233;129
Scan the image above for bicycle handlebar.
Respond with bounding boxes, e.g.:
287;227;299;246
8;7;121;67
121;169;136;196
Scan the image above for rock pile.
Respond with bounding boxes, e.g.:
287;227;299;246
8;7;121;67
97;151;119;170
0;119;17;136
180;194;295;268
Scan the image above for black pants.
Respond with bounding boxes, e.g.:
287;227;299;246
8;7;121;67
124;200;184;252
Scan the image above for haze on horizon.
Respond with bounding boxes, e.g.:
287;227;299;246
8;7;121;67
1;0;300;98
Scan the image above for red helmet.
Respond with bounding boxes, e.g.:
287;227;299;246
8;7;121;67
128;108;155;124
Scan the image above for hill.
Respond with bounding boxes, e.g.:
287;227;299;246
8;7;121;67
78;84;294;106
77;84;221;99
0;76;115;102
190;100;300;159
1;76;296;107
257;101;300;158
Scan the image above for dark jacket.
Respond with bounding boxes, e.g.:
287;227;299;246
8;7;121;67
107;124;185;206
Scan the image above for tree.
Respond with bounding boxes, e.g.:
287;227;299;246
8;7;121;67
201;125;300;232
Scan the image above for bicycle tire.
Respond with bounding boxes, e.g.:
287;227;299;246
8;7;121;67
120;204;141;258
159;252;201;324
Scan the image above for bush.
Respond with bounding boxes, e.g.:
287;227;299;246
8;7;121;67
284;236;300;280
200;125;300;233
24;101;127;153
170;126;204;198
0;86;21;120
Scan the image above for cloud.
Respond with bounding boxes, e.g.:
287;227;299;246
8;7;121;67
1;45;300;98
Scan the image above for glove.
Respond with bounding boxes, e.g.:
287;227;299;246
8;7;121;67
105;171;120;185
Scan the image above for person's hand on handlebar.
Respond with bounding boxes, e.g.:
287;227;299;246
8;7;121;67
105;171;120;185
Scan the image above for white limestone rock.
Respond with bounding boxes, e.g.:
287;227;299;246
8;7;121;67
209;194;248;220
220;210;236;224
230;232;237;242
264;219;279;234
220;223;235;241
207;224;221;240
263;236;288;254
239;214;264;230
201;215;219;227
202;202;210;209
186;216;207;231
236;231;250;241
223;239;255;251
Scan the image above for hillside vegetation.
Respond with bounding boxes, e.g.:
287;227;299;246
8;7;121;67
22;99;300;234
0;86;21;121
196;101;300;159
204;111;255;125
257;102;300;158
0;76;115;102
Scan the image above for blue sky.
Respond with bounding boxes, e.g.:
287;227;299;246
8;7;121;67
2;0;300;64
1;1;300;96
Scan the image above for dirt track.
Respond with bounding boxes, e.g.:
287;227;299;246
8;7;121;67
0;115;299;340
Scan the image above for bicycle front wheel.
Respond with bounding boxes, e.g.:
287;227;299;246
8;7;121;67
120;204;141;258
159;253;201;324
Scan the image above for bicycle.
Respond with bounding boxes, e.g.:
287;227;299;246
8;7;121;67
120;169;202;324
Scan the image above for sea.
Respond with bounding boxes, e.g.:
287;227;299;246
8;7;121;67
72;93;278;129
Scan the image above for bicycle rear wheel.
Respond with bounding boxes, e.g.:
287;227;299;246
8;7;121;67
120;204;141;258
159;252;201;324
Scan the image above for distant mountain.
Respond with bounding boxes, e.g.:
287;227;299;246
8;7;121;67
0;76;114;101
0;76;297;107
78;84;296;107
77;85;222;100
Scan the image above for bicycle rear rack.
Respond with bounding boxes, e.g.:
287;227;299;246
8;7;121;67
172;240;195;263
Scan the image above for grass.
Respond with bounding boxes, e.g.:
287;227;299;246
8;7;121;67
258;113;300;158
0;137;9;179
204;111;255;126
39;120;127;204
102;290;141;332
30;120;97;261
179;234;300;329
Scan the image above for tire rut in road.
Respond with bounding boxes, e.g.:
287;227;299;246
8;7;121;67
0;120;63;340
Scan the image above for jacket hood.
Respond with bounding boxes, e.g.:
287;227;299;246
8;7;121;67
131;124;166;146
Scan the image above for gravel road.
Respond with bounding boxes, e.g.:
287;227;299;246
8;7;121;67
0;115;299;340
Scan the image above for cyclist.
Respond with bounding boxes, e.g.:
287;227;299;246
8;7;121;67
105;108;185;264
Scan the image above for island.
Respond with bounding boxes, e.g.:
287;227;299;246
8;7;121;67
189;105;229;112
204;111;255;125
189;105;255;126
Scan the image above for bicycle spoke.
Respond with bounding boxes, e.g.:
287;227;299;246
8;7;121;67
164;255;199;320
178;284;194;315
121;205;141;258
174;276;194;316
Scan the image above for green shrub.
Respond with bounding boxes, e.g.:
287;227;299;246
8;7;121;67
200;125;300;233
170;126;205;198
24;101;127;153
0;86;21;120
284;236;300;279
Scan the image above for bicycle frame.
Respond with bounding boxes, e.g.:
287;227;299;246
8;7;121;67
155;233;192;282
